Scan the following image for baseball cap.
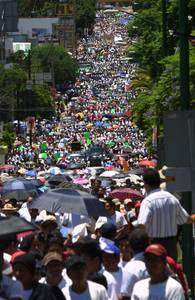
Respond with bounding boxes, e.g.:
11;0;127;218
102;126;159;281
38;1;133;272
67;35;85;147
103;243;120;256
145;244;167;258
42;252;63;266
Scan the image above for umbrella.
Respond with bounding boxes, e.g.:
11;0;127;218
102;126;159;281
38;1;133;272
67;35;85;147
100;170;120;178
48;167;61;175
48;174;72;186
0;215;36;238
2;179;38;201
73;178;89;185
139;160;157;168
39;153;47;160
30;188;108;217
0;165;16;171
25;170;37;177
110;188;143;201
128;168;144;175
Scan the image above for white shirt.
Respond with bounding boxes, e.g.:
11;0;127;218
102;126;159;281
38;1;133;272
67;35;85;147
97;211;127;229
103;267;123;300
62;280;108;300
131;277;185;300
137;189;189;238
120;252;148;297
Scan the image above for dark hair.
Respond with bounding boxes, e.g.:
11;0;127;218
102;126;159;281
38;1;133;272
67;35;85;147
101;223;116;240
88;272;108;290
129;229;150;253
76;238;102;264
143;168;160;189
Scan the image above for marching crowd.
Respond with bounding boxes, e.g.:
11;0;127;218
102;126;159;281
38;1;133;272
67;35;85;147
0;9;195;300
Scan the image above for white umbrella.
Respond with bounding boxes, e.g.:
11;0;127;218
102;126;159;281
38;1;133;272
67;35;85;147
100;170;120;178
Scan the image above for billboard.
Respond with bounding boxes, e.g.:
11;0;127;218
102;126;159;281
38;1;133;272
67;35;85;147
32;28;49;37
13;42;31;54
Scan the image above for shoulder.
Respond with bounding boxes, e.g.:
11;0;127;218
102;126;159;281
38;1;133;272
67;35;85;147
87;281;108;296
166;277;183;289
133;277;150;289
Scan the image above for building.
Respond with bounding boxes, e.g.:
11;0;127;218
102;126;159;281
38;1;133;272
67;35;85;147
18;17;60;39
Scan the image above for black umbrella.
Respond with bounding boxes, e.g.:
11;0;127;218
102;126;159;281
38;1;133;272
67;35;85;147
128;168;144;175
48;174;72;186
30;188;108;217
0;216;37;238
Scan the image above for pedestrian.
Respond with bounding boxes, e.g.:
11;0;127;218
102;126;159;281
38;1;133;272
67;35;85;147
12;252;65;300
120;229;149;299
131;244;185;299
136;168;195;260
63;255;108;300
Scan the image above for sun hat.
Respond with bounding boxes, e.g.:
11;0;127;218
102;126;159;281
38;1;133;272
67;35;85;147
42;252;63;266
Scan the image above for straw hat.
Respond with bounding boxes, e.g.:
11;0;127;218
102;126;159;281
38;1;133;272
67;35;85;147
2;203;18;212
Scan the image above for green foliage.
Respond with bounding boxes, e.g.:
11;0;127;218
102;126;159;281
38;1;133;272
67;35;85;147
2;123;16;150
31;44;78;84
72;0;97;33
0;66;27;96
129;0;195;151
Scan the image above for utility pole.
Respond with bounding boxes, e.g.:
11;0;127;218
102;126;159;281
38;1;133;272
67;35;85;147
179;0;194;297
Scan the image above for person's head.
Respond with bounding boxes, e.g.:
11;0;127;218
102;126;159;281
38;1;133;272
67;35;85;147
66;255;87;285
104;199;115;215
129;229;150;255
100;223;117;241
42;252;64;286
117;236;132;262
102;244;120;272
143;169;160;192
47;235;64;255
124;198;134;211
125;178;132;187
12;253;36;289
31;232;48;257
76;237;102;274
144;244;168;283
40;216;58;236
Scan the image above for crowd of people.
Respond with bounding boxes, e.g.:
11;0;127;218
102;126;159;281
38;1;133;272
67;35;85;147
0;8;194;300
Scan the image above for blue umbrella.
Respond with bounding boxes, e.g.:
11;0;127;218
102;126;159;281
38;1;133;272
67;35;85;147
25;170;37;177
3;179;38;201
95;121;103;127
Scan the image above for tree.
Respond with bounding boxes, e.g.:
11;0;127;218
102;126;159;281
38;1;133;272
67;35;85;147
72;0;97;34
31;44;78;84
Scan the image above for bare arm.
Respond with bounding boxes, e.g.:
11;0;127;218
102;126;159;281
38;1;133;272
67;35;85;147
186;214;195;224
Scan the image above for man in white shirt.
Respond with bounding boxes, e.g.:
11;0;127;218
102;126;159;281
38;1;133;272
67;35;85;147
136;169;195;260
120;229;149;300
102;243;123;300
131;244;185;300
96;198;127;238
62;255;108;300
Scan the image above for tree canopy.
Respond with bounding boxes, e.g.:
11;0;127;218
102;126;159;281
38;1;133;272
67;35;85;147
128;0;195;153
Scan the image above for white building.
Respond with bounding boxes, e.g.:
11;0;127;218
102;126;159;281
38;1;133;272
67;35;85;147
18;17;60;39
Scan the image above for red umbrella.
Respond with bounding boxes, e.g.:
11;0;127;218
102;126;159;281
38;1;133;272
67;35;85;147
110;188;143;201
139;160;157;168
0;165;16;171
